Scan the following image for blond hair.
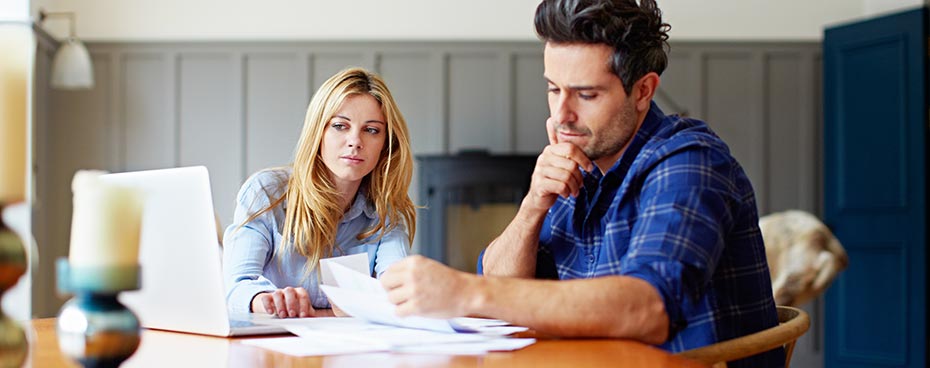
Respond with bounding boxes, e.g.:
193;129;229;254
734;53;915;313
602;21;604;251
244;67;416;276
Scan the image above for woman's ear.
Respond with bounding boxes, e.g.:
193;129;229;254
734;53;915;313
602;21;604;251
633;72;660;113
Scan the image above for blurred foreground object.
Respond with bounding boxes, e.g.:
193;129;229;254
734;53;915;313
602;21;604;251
760;210;849;307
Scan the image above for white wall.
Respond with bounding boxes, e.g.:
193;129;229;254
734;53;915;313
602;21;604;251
1;0;29;21
30;0;927;42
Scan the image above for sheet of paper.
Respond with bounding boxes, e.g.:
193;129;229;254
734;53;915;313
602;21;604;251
321;283;459;333
449;317;528;335
326;261;387;297
240;336;385;356
252;316;387;332
242;325;536;357
321;262;529;335
320;253;370;287
286;324;491;347
450;317;511;328
391;338;537;355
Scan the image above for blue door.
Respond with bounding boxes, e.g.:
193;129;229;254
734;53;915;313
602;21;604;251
823;7;926;368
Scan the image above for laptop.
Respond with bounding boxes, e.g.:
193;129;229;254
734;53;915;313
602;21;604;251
105;166;287;337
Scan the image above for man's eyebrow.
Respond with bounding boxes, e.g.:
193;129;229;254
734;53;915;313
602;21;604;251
544;77;605;91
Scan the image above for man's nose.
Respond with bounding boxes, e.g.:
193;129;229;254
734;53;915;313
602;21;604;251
551;94;576;125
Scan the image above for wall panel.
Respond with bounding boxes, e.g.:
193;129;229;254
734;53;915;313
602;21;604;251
448;53;507;153
704;52;767;212
123;53;175;171
178;53;242;225
513;53;548;154
311;53;366;92
379;52;444;155
244;53;304;176
766;53;805;212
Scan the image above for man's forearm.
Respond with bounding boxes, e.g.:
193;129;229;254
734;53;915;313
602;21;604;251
464;275;670;345
481;198;549;277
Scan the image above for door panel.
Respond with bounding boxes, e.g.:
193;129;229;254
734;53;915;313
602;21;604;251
823;7;926;368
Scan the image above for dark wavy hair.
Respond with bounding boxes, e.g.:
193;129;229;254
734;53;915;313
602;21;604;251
535;0;671;94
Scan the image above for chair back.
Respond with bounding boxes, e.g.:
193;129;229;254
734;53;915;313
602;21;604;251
677;306;810;368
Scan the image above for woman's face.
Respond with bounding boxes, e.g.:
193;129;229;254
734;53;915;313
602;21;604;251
320;93;387;190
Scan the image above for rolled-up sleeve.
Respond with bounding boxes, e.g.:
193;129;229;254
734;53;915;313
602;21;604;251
222;176;280;314
620;145;736;339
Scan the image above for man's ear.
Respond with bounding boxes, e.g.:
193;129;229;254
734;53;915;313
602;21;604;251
633;72;660;112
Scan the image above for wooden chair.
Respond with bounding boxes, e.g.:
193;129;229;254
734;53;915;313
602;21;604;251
677;306;810;368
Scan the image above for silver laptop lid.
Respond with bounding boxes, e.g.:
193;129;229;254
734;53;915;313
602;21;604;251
106;166;233;336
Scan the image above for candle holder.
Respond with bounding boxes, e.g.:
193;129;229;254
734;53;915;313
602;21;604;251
56;258;141;368
0;203;28;367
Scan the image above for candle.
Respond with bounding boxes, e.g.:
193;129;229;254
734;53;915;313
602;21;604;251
68;171;145;267
0;25;33;203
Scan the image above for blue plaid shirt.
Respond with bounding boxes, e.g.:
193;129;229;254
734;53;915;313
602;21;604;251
538;102;783;367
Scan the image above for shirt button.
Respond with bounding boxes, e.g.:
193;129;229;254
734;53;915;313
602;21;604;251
587;254;595;263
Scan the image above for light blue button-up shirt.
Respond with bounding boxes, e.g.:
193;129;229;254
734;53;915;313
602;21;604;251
222;168;409;314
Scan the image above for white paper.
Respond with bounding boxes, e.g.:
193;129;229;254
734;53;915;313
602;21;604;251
241;336;385;356
320;253;370;287
321;263;531;335
320;283;459;333
247;255;536;356
449;317;529;335
287;324;490;347
327;262;386;296
391;338;537;355
243;321;536;357
450;317;511;328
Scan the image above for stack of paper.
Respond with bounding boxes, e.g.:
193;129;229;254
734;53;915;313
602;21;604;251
243;254;534;356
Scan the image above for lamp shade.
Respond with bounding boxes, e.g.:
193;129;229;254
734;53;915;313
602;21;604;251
51;38;93;90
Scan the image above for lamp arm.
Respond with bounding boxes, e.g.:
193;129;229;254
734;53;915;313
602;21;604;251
37;9;77;38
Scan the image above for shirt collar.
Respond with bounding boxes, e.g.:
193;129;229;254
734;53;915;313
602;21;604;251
342;188;378;224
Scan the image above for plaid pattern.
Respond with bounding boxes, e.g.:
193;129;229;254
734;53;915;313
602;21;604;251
539;102;783;367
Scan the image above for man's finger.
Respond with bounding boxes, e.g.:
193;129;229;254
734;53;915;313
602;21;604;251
551;144;593;172
380;260;410;290
385;285;412;305
546;117;558;145
394;300;418;317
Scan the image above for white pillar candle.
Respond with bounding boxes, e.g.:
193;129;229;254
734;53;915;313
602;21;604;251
68;171;145;267
0;25;33;203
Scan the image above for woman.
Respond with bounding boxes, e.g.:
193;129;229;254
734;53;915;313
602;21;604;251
223;67;416;318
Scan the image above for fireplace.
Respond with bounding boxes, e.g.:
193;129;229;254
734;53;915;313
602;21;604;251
416;153;536;273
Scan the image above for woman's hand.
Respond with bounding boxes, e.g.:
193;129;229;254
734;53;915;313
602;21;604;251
251;286;314;318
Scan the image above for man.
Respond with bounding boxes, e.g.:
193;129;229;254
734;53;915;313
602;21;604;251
381;0;782;366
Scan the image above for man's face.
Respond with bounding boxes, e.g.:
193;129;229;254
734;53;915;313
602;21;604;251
544;42;640;171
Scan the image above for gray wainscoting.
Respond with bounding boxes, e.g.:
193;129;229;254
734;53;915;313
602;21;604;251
31;38;822;367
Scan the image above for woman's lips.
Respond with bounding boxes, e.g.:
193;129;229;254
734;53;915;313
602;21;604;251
340;156;364;164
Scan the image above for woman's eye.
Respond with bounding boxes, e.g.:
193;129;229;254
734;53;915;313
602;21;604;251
331;122;347;130
365;127;381;134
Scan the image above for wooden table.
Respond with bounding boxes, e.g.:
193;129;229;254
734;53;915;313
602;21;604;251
24;318;706;367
